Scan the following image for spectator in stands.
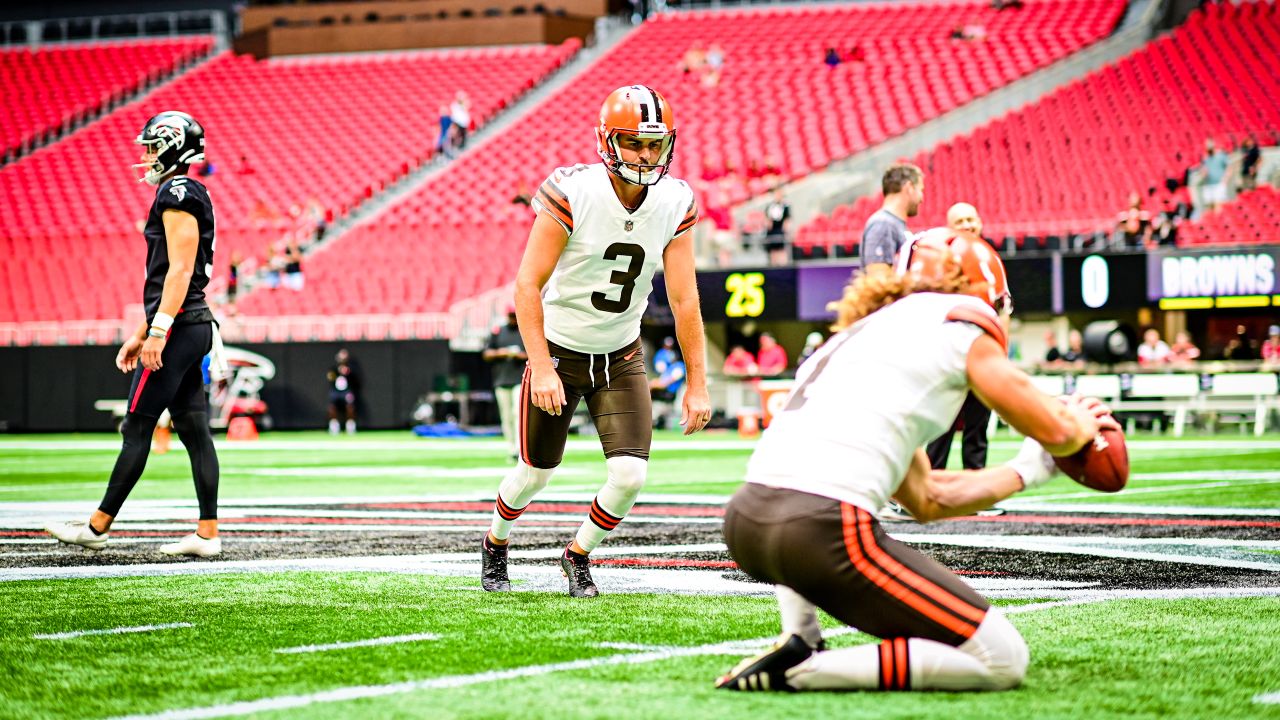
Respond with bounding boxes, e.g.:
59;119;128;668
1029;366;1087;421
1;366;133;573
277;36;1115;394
1146;201;1179;248
653;336;677;376
227;251;242;311
283;239;304;291
1239;136;1261;192
756;333;788;376
845;45;866;62
761;155;784;188
197;158;215;177
235;154;256;175
327;348;359;435
1223;324;1258;361
1262;325;1280;367
250;198;280;226
1197;139;1230;214
1168;331;1201;364
798;331;824;366
763;190;791;266
859;163;924;267
1138;328;1171;366
724;345;758;377
678;42;706;77
1061;330;1085;367
1114;191;1151;247
263;242;284;290
992;0;1024;9
703;43;725;87
511;179;533;207
436;105;455;158
649;346;687;430
1041;329;1063;366
450;92;472;151
824;47;842;69
484;305;527;460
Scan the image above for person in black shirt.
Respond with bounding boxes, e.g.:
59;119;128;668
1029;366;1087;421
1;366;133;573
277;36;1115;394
763;190;791;265
328;348;360;435
46;111;224;558
483;306;528;459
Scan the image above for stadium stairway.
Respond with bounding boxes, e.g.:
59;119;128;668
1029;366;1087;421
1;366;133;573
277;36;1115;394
761;0;1168;233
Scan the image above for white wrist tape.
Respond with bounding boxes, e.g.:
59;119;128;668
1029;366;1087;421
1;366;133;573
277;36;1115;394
1006;437;1057;491
151;312;175;332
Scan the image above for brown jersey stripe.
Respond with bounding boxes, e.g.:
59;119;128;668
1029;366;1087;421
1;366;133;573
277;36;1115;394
841;504;981;638
536;188;573;231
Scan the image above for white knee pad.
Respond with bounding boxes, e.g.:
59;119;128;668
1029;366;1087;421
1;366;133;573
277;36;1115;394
604;455;648;499
959;608;1029;690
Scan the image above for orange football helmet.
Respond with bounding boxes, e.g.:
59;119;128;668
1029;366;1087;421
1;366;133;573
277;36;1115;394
596;85;676;186
896;227;1012;315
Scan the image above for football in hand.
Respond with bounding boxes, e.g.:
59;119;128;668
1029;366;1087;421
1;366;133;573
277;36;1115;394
1052;423;1129;492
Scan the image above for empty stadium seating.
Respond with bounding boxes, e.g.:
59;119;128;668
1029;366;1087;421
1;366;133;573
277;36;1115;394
239;0;1124;317
1;37;211;156
798;0;1280;256
0;42;578;322
1177;185;1280;247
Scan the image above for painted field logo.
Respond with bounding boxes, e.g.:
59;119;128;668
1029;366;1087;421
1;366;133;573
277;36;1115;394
1161;253;1276;297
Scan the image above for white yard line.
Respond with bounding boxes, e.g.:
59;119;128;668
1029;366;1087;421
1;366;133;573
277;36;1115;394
275;633;441;655
33;622;193;640
1255;691;1280;704
106;585;1280;720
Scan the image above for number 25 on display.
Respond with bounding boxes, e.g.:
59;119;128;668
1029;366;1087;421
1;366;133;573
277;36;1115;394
725;272;765;318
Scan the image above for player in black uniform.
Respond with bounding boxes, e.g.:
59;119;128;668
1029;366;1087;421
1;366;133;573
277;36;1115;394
46;111;225;557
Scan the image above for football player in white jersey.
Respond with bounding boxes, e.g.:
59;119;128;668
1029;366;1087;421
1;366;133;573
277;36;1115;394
716;228;1119;692
480;86;712;598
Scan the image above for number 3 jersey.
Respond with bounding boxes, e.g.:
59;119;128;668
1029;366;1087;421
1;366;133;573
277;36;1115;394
532;163;697;354
745;292;1004;513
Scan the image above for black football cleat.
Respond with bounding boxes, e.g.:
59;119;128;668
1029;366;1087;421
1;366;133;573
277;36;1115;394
716;634;814;692
481;535;512;592
560;544;599;598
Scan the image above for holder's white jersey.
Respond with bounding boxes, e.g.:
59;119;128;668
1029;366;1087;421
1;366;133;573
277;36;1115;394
745;292;1004;512
532;163;697;354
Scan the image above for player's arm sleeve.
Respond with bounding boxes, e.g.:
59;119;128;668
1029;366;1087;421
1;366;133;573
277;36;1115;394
859;221;896;265
673;195;699;239
531;173;573;235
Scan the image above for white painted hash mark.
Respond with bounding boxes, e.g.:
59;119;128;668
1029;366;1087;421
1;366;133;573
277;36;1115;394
33;622;193;640
275;633;441;654
1255;691;1280;704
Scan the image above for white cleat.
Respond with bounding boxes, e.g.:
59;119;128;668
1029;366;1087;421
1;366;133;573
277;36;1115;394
45;520;109;550
159;534;222;557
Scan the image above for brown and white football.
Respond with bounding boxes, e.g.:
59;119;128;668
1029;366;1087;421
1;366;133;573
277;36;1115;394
1052;423;1129;493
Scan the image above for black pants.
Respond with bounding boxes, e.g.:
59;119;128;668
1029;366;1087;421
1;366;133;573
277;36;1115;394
926;391;992;470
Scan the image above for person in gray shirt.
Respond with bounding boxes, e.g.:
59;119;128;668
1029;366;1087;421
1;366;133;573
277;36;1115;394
859;163;925;266
484;305;528;460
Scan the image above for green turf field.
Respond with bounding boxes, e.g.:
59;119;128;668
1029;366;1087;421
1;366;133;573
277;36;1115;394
2;431;1279;719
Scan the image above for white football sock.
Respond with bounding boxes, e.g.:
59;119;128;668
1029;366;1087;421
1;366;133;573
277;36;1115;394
788;608;1027;691
488;461;555;541
777;586;823;649
573;455;647;553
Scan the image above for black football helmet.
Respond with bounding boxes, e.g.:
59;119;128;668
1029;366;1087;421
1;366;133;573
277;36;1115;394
133;111;205;185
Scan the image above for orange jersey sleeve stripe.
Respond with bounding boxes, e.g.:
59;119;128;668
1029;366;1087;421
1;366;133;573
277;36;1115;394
535;188;573;231
840;504;982;639
946;306;1008;352
518;366;533;467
